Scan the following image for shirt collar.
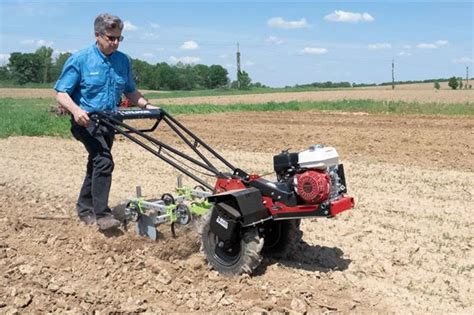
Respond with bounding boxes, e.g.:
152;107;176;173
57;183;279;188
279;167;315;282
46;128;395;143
93;43;116;61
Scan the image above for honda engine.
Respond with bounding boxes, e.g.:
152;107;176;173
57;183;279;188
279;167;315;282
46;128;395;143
273;144;347;204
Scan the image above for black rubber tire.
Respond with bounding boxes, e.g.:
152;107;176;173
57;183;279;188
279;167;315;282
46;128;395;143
200;209;264;276
262;219;303;259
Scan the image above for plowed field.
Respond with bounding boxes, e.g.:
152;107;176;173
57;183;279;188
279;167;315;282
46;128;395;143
1;86;473;104
0;111;473;313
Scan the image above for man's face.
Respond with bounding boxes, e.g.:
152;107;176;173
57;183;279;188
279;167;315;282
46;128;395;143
95;28;122;56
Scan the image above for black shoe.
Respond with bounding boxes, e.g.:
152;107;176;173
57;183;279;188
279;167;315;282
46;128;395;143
97;215;121;230
79;214;96;225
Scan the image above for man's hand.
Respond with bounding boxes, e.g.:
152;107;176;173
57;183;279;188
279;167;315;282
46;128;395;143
56;92;89;125
73;108;90;126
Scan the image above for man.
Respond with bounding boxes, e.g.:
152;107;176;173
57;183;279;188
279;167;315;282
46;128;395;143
55;13;157;230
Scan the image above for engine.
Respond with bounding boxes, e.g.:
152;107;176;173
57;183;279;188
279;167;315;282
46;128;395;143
273;144;347;204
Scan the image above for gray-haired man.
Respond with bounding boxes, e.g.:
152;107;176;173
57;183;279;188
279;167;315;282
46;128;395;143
54;13;157;230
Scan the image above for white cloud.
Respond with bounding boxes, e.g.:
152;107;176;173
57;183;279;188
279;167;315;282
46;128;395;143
52;50;61;59
266;36;284;45
52;49;75;60
403;45;412;49
124;21;138;31
244;61;255;67
417;43;437;49
149;22;160;29
301;47;328;55
267;17;310;29
181;40;199;50
225;63;236;69
0;53;10;65
37;39;53;47
169;56;201;64
452;57;473;64
417;40;449;49
398;51;412;57
20;39;53;47
368;43;392;50
324;10;374;23
219;54;228;59
143;53;154;58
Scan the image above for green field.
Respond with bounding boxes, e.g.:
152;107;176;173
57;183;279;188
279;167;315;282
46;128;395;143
0;97;472;138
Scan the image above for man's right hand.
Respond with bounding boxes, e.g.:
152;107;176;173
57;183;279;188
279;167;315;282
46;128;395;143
73;108;90;126
56;92;90;126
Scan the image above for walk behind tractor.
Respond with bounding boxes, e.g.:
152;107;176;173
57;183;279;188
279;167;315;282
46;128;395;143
92;108;354;276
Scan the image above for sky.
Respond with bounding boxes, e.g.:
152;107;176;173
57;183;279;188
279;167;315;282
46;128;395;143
0;0;473;87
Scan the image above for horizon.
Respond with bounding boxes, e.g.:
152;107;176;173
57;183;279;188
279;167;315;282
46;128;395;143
0;0;472;87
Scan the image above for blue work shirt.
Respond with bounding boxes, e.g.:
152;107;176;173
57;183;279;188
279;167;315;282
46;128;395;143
54;43;136;112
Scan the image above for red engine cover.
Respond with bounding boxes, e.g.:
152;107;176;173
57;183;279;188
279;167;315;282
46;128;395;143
296;170;330;204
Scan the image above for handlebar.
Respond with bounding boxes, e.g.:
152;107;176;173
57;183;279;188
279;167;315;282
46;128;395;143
97;109;163;121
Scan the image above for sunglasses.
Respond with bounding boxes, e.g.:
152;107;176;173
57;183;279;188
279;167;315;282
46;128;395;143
101;33;124;42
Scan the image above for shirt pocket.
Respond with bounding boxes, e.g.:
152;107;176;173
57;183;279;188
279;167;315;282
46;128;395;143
83;75;107;98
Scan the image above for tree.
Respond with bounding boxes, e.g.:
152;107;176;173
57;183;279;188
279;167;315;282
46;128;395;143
35;46;53;83
51;52;72;81
434;81;440;90
251;82;267;88
193;64;210;89
176;63;197;90
448;76;459;90
459;79;463;89
156;62;180;90
8;52;42;84
237;70;251;89
208;65;228;88
0;66;10;81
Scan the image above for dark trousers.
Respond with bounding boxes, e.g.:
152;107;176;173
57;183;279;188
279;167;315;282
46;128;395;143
71;119;115;219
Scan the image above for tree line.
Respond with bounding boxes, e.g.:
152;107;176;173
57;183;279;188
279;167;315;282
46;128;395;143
0;47;69;85
0;46;258;90
0;46;470;90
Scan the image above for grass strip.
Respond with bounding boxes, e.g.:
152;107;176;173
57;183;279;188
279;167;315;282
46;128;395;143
0;98;472;138
0;98;70;138
160;99;473;116
143;87;350;99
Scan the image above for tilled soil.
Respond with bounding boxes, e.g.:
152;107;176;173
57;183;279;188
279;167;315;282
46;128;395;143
0;111;473;313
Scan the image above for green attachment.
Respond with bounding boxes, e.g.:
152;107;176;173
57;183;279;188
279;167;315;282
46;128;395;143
190;200;212;216
166;204;178;222
176;187;193;198
130;197;146;213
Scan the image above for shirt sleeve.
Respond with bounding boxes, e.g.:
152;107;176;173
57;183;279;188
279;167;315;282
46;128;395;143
124;56;136;93
54;55;80;94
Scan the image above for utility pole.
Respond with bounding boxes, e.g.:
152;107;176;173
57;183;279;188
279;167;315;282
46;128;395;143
466;66;469;89
391;59;395;90
236;42;241;89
